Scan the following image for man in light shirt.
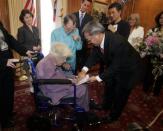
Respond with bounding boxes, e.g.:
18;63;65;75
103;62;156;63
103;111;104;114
78;21;143;123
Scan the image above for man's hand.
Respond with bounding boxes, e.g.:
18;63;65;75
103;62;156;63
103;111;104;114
89;76;97;82
77;70;87;81
26;50;34;58
6;59;19;68
62;63;71;70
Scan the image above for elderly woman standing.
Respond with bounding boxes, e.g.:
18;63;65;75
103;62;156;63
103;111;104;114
128;13;144;48
36;43;89;111
51;14;82;74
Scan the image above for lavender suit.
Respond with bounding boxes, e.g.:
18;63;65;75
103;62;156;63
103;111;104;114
36;54;89;111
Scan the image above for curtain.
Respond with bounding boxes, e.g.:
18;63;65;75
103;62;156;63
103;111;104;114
8;0;25;37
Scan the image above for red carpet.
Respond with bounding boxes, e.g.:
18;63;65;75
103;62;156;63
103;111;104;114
10;80;163;131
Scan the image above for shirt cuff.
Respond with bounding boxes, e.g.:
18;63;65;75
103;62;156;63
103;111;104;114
82;66;89;73
96;76;102;82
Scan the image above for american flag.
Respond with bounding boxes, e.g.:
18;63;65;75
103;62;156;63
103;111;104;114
24;0;37;26
52;0;57;22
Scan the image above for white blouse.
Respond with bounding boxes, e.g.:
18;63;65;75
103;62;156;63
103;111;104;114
128;26;144;47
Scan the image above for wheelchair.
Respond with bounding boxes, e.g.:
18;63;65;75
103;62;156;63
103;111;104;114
21;53;97;131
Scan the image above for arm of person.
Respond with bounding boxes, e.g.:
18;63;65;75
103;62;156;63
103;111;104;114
6;29;33;57
34;27;42;51
0;58;20;70
72;28;82;50
119;22;130;39
51;30;57;44
78;47;101;80
17;28;25;45
36;60;56;79
0;58;8;71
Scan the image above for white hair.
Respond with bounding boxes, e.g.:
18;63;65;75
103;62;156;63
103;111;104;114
50;42;72;58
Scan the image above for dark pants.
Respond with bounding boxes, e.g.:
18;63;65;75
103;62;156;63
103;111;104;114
0;68;14;126
153;74;163;96
142;56;163;95
103;66;142;119
142;56;154;93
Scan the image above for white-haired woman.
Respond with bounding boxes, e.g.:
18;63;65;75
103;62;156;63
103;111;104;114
128;13;144;48
36;43;89;111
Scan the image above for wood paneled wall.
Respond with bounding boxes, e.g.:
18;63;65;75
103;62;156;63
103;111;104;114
117;0;163;33
0;0;10;31
132;0;163;33
67;0;163;33
67;0;81;14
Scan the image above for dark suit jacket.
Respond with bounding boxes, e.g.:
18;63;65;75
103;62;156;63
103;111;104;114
17;25;40;50
85;32;142;87
73;11;93;65
107;20;130;39
73;11;93;41
0;22;27;71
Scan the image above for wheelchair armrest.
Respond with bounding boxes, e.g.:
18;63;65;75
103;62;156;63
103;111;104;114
33;79;72;85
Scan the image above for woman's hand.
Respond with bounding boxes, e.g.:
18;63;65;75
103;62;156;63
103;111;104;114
6;59;19;68
72;35;80;41
62;63;71;70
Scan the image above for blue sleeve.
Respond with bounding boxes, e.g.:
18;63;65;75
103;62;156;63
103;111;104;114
73;28;82;50
51;30;57;44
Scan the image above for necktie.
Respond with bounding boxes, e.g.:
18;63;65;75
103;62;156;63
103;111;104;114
80;13;84;26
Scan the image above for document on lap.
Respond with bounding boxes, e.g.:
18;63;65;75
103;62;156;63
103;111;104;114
76;75;89;85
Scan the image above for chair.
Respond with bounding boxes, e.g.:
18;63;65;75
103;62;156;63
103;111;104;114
24;56;86;130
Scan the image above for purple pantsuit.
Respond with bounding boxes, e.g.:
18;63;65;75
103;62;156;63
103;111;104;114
36;54;89;111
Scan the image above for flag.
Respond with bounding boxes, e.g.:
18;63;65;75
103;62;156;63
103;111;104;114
24;0;37;26
52;0;57;22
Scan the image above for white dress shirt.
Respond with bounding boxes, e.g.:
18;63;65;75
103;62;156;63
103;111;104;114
82;34;105;82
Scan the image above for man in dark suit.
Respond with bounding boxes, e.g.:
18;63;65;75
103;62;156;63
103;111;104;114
0;21;33;128
73;0;93;72
107;2;130;39
78;21;143;123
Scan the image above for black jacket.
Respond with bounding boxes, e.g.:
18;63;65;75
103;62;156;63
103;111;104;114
85;31;142;82
17;25;40;50
73;11;93;40
0;22;27;71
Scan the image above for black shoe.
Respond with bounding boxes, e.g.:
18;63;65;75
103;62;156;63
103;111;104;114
101;116;118;124
1;119;15;128
89;99;103;110
86;112;102;126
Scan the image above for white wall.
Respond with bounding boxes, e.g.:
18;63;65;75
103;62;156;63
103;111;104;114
40;0;67;56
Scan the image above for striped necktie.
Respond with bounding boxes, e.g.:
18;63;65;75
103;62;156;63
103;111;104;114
80;13;84;26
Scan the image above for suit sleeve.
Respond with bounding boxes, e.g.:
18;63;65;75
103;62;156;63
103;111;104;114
0;59;8;71
119;22;130;39
74;29;82;50
17;28;25;45
85;47;101;68
51;30;57;44
35;27;41;46
6;29;27;55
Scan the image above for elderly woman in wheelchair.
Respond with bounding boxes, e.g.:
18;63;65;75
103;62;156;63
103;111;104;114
35;42;89;111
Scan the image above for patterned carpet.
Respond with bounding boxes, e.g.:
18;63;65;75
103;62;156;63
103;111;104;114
6;80;163;131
